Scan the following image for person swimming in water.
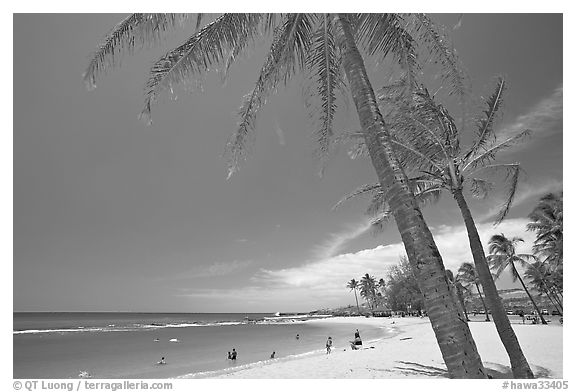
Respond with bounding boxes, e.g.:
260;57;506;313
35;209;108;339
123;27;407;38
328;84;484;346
231;348;237;360
270;351;276;359
157;357;166;365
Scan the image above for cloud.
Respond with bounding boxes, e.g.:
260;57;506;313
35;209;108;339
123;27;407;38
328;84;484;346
175;218;536;311
498;84;562;146
312;218;374;259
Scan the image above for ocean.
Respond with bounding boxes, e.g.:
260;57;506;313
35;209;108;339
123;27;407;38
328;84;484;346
13;313;392;379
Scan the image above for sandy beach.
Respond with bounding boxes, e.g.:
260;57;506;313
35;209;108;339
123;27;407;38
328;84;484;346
207;316;563;379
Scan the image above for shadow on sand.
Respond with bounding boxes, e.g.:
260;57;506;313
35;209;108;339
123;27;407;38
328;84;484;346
392;361;448;377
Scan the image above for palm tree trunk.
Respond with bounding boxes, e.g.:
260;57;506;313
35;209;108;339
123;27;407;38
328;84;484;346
354;289;361;315
474;282;491;321
511;263;547;325
337;14;486;379
455;284;470;321
452;188;534;378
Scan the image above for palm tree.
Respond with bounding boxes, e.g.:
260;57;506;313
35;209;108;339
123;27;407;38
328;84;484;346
488;234;547;325
346;278;362;315
527;192;562;269
335;78;533;378
359;273;377;310
524;261;562;315
377;278;386;307
458;262;490;321
85;13;486;378
446;269;470;321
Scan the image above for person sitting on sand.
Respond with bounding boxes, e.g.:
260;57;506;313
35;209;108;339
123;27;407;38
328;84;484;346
326;337;333;354
231;348;237;360
270;351;275;359
351;329;362;349
157;357;166;365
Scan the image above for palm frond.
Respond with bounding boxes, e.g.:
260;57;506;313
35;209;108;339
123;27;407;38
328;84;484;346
140;14;264;123
332;183;381;210
463;130;531;171
493;164;521;225
410;85;460;155
224;14;315;178
83;13;189;90
408;14;467;98
306;14;346;162
356;14;420;89
468;178;494;199
487;254;508;279
376;74;411;102
463;78;506;160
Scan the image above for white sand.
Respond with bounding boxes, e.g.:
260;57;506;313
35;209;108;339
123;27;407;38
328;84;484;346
210;316;563;379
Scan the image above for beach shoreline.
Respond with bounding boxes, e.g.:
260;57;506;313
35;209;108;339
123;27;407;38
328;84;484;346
190;316;563;379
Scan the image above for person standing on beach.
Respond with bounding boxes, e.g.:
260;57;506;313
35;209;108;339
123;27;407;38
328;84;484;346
326;337;332;354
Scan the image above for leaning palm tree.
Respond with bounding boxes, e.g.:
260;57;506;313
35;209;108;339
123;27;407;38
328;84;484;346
488;234;547;325
346;278;362;315
458;262;490;321
335;78;533;378
85;13;486;378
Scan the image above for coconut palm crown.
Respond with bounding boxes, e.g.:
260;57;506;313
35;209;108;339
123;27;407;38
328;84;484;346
335;77;529;228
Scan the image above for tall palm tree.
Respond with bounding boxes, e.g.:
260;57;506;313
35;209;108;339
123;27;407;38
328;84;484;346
458;262;490;321
335;78;533;378
85;13;486;378
527;192;562;269
488;234;547;325
346;278;362;315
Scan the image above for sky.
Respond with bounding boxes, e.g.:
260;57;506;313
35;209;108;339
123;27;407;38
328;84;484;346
13;13;563;313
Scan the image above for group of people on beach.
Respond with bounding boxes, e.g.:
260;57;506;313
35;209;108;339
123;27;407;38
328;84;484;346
157;329;363;366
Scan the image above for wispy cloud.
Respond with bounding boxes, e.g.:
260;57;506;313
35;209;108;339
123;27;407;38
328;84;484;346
312;218;374;259
498;84;562;147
